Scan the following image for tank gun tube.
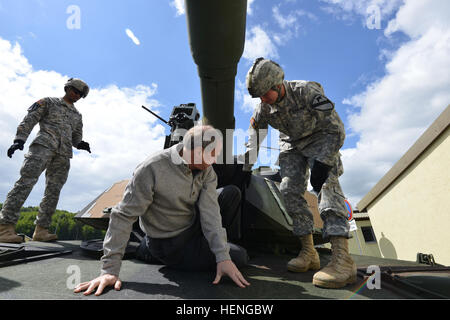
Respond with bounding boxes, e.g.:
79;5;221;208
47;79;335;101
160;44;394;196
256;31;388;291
185;0;247;162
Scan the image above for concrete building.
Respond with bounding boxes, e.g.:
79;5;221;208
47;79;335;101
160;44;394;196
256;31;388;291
357;104;450;266
347;211;382;258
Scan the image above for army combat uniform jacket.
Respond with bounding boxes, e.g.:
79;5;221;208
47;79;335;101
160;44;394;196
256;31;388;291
0;97;83;228
15;97;83;158
244;80;350;240
246;80;345;168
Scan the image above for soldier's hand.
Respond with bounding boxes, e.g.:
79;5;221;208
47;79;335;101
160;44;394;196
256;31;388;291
73;274;122;296
213;260;250;288
77;140;91;153
310;160;332;193
7;140;24;158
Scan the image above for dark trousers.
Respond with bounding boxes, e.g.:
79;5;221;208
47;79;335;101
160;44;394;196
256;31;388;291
135;185;248;271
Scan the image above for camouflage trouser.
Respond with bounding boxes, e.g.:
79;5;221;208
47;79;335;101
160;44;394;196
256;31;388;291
279;149;350;241
0;144;70;228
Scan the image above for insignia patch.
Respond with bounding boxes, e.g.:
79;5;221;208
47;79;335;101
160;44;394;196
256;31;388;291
27;99;44;112
250;117;258;129
311;95;334;111
27;102;39;112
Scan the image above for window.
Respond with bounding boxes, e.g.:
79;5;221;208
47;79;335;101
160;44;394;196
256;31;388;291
361;226;377;243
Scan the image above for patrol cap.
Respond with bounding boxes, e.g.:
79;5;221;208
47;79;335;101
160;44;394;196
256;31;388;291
65;78;89;98
246;57;284;98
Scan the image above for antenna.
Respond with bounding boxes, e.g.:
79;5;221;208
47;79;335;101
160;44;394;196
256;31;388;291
141;105;169;125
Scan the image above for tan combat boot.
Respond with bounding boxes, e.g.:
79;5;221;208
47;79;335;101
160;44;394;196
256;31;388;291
32;225;58;242
287;233;320;272
0;224;23;243
312;236;357;288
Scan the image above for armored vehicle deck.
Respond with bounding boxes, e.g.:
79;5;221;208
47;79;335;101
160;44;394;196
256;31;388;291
1;240;448;301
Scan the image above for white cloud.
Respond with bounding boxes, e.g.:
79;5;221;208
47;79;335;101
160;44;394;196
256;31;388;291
0;38;166;212
320;0;403;27
243;25;278;61
235;79;260;114
247;0;256;16
170;0;185;16
320;0;403;17
273;6;298;29
336;0;450;207
125;28;140;45
384;0;450;38
271;5;317;45
273;6;317;29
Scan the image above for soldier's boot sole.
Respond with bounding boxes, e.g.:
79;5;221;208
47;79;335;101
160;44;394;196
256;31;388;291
312;236;358;288
32;235;58;242
312;271;357;289
287;258;321;273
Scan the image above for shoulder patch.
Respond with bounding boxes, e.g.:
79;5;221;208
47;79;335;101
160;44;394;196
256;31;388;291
27;99;45;112
311;95;334;111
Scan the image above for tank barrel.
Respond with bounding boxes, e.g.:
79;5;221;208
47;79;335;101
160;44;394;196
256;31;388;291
185;0;247;161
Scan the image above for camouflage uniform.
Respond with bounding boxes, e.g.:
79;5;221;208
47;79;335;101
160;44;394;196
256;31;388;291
245;80;349;241
0;97;83;228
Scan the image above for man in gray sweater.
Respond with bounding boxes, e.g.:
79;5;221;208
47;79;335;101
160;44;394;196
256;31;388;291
75;125;250;296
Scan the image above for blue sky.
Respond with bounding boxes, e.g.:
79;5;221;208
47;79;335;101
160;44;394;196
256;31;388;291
0;0;391;138
0;0;449;212
0;1;198;100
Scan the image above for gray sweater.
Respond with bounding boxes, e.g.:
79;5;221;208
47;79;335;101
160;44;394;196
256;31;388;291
101;143;231;276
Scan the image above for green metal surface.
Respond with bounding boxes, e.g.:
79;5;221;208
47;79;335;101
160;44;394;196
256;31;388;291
0;241;426;300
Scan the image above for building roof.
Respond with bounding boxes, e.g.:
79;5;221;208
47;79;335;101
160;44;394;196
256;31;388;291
353;211;370;220
77;180;129;218
358;104;450;211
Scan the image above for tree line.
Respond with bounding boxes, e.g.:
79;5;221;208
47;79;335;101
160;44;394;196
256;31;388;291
0;203;105;240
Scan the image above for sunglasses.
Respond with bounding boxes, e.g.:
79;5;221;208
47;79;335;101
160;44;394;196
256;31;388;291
70;86;84;97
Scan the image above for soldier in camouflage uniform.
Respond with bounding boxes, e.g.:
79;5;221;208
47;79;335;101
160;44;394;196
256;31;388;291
0;78;92;243
242;58;356;288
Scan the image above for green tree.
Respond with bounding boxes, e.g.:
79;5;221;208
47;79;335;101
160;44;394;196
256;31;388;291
16;210;38;237
3;203;105;241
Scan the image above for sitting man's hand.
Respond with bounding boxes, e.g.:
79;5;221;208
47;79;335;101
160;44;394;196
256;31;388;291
73;274;121;296
76;140;91;153
7;139;24;158
213;260;250;288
